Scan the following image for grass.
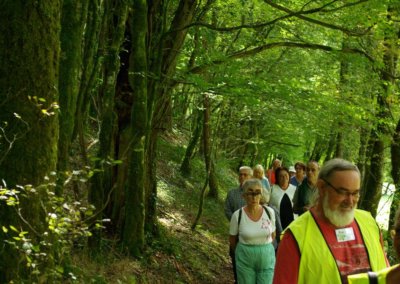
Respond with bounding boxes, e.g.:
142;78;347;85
68;130;237;283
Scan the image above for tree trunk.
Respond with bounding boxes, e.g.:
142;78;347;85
142;0;165;238
191;91;214;229
334;130;344;158
357;126;370;183
360;129;385;216
89;0;129;247
323;130;337;163
144;0;198;237
180;107;203;177
73;0;104;160
0;1;61;280
122;0;148;256
361;47;394;214
56;0;88;194
390;118;400;229
310;135;327;161
208;161;219;198
203;93;218;198
334;38;349;160
361;12;397;216
387;5;400;230
249;121;258;167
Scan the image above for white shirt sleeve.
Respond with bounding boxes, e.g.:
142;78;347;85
229;209;240;236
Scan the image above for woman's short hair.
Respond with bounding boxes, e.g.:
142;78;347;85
275;166;290;181
253;164;265;176
242;178;262;192
242;178;270;203
294;162;306;171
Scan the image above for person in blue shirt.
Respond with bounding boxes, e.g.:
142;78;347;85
290;162;306;187
253;164;271;194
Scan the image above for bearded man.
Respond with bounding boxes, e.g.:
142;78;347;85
273;158;388;284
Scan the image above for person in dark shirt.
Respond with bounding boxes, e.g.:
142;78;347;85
292;161;319;215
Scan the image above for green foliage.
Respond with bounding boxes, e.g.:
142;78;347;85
172;0;400;166
1;0;399;281
0;173;106;283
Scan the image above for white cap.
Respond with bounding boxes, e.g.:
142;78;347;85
289;166;296;173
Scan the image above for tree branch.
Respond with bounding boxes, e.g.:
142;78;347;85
167;0;369;36
189;41;373;74
263;0;371;36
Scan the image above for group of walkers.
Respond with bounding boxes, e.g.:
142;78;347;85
225;158;400;284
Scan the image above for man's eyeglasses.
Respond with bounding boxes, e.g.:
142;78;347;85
246;191;261;197
322;179;360;198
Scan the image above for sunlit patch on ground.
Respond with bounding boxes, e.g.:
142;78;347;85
156;174;233;283
157;179;174;206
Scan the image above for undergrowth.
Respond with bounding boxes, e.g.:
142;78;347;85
68;130;237;283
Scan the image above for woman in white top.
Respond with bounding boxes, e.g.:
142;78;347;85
270;167;298;230
229;179;276;284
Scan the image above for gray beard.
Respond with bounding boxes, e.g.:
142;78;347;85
322;194;355;227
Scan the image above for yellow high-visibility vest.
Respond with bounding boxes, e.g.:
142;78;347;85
348;265;399;284
287;210;388;284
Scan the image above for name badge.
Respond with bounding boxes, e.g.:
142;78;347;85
335;227;355;242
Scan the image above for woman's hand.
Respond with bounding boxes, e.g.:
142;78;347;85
229;235;238;251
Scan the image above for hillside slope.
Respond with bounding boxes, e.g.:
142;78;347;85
149;131;235;283
73;130;237;283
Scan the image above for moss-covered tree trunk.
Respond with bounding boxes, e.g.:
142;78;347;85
390;118;400;228
56;0;88;194
387;5;400;229
323;130;337;163
360;31;395;216
203;93;218;198
248;121;259;167
144;0;198;236
0;1;61;280
89;0;129;247
73;0;104;160
361;128;385;216
357;126;370;183
180;28;203;177
122;0;148;256
192;93;213;229
142;0;164;237
180;107;203;177
310;135;327;161
334;38;350;160
334;130;344;158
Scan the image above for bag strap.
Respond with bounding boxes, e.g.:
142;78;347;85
238;205;271;228
262;205;271;220
238;207;242;227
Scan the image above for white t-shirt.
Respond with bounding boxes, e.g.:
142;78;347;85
229;206;275;245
